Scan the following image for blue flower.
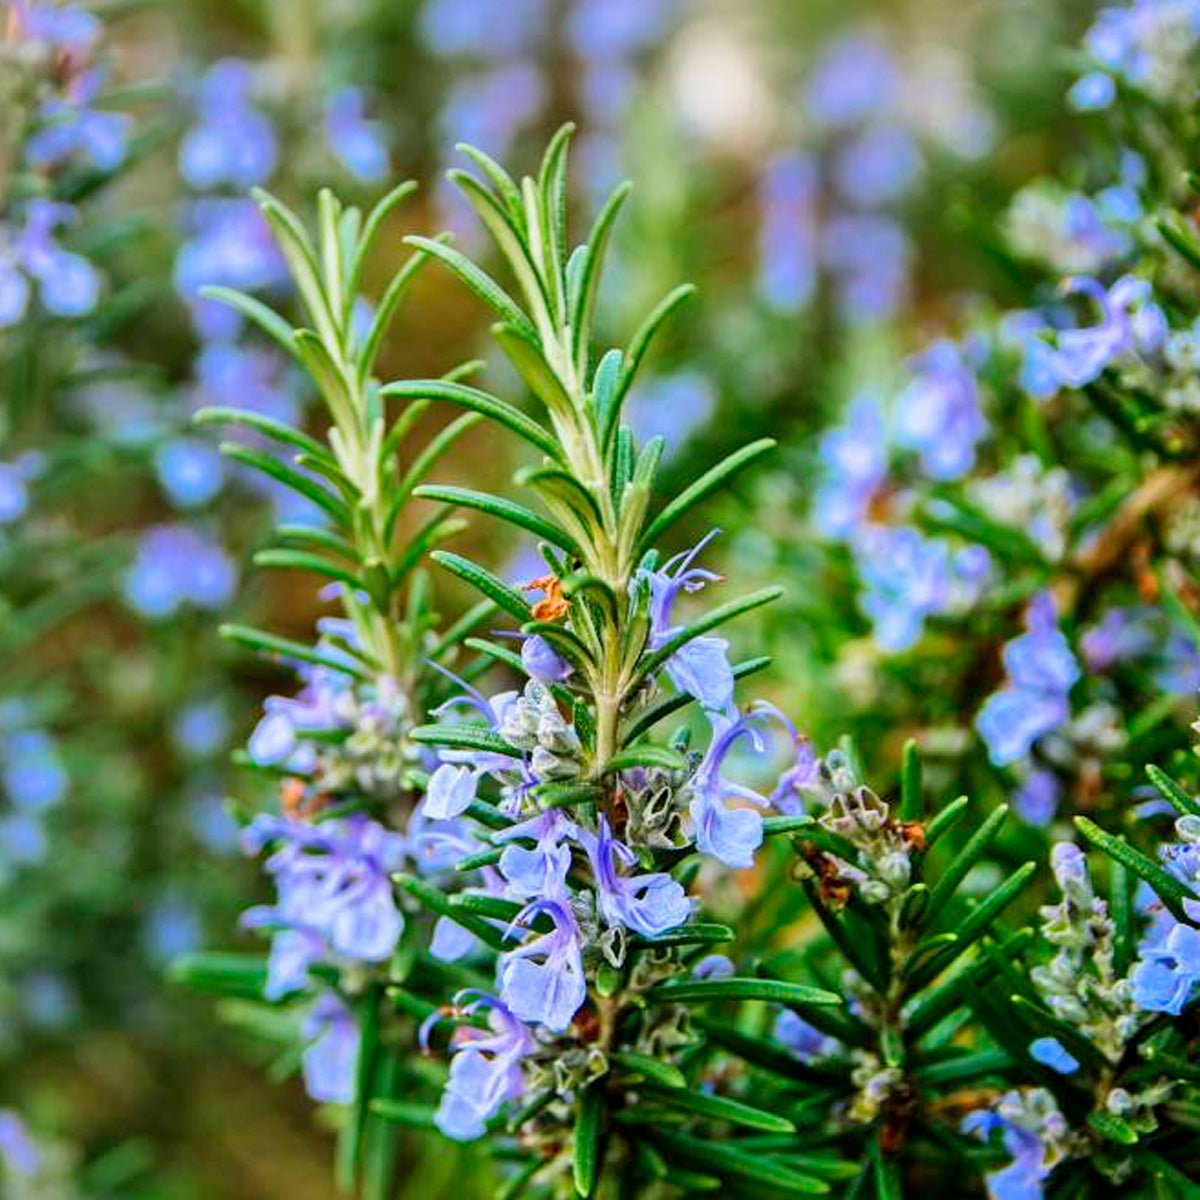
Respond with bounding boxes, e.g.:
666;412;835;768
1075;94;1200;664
1051;275;1166;388
962;1088;1067;1200
2;728;66;811
823;213;910;323
123;525;236;618
4;200;100;322
976;593;1080;767
1028;1037;1079;1075
624;371;716;458
179;60;278;190
434;993;533;1142
0;453;44;523
757;152;818;312
1131;920;1200;1015
812;396;888;541
853;527;953;651
241;814;406;998
154;437;225;508
498;898;586;1032
644;531;736;719
520;633;573;683
833;124;921;207
689;705;778;869
26;67;132;171
1013;771;1060;828
804;32;898;129
893;339;986;481
302;992;360;1104
495;809;575;900
324;87;390;184
1068;70;1116;111
775;1009;839;1063
581;815;693;938
0;1110;40;1178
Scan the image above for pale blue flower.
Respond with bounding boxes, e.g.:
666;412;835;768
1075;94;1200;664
302;992;360;1104
1028;1037;1079;1075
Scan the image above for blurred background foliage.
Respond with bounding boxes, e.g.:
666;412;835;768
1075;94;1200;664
0;0;1126;1194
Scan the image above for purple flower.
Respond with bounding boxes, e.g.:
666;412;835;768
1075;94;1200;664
1013;771;1060;828
1131;920;1200;1015
179;60;278;190
0;452;45;523
893;339;986;481
853;527;952;652
976;594;1080;767
0;1110;40;1178
435;993;533;1141
692;954;735;979
804;32;898;129
1081;607;1156;672
1051;275;1166;388
25;68;132;171
241;814;406;998
689;706;779;869
813;396;888;540
1000;312;1060;401
775;1009;839;1063
4;200;100;322
496;809;575;900
521;633;573;683
498;898;586;1031
302;992;360;1104
644;531;736;719
833;125;921;207
324;87;389;184
581;815;693;937
123;525;236;618
1028;1037;1079;1075
757;152;818;312
822;213;910;323
421;0;547;58
155;437;225;508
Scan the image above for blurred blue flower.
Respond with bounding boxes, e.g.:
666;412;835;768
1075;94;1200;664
26;68;132;171
0;1109;40;1177
1013;770;1060;828
434;993;532;1141
144;894;202;964
1051;275;1166;388
804;32;898;130
302;991;360;1104
123;525;236;618
1028;1037;1079;1075
154;437;225;508
437;65;545;161
775;1008;839;1063
757;152;818;313
179;59;278;190
0;453;45;523
812;396;887;540
1069;70;1116;110
1;200;100;326
893;339;986;481
3;729;67;810
324;87;389;184
833;125;921;208
976;593;1080;767
172;699;231;759
188;792;239;854
823;213;910;323
625;370;716;457
421;0;547;58
0;812;47;864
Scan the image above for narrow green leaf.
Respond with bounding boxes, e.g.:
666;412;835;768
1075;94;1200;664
641;1084;796;1133
604;745;686;774
572;181;632;372
615;283;696;405
430;551;533;622
169;952;269;1000
196;287;305;365
403;235;536;339
1087;1111;1139;1146
574;1082;604;1198
368;1100;437;1130
629;923;734;950
457;143;525;224
925;795;969;846
610;1050;686;1089
415;485;576;551
220;623;368;679
410;723;520;758
646;978;841;1007
252;549;360;589
640;439;777;552
393;875;508;951
219;442;350;525
923;805;1008;927
1075;816;1198;915
193;405;331;462
870;1134;903;1200
592;348;624;454
900;739;922;821
1145;764;1200;819
647;1129;829;1195
348;179;419;298
382;379;561;461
